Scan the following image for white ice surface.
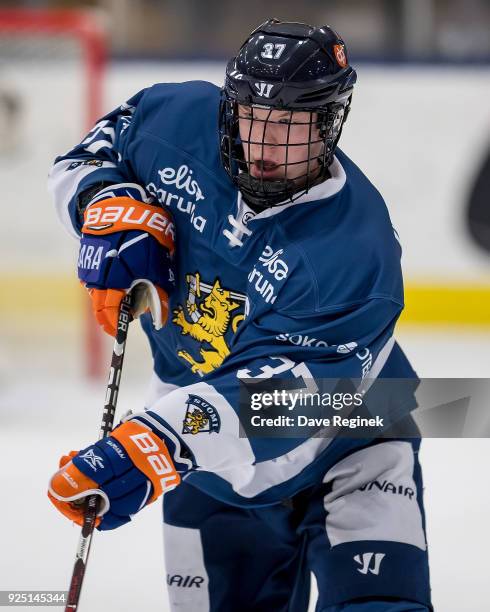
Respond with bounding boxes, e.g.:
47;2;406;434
0;326;489;611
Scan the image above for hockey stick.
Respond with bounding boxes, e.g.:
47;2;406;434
65;292;134;611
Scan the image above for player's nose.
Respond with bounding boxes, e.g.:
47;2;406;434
249;128;278;156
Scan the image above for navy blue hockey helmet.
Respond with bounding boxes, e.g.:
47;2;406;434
219;19;357;210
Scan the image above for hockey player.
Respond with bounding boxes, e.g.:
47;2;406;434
48;20;432;611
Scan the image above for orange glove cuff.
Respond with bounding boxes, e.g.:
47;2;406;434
82;197;175;255
111;421;181;503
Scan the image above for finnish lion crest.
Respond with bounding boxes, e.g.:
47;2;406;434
173;273;246;375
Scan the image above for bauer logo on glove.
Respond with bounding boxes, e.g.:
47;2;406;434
78;183;176;336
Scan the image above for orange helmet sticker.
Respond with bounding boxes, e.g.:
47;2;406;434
333;44;347;68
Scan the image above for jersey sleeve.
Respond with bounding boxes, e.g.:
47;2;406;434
47;89;147;239
128;294;416;503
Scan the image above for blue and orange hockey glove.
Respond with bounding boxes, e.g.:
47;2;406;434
78;184;175;336
48;421;180;530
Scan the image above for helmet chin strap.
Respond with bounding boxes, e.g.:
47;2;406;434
237;174;298;211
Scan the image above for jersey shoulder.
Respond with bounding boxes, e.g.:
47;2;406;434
275;150;403;313
134;81;224;174
143;80;221;113
334;148;402;276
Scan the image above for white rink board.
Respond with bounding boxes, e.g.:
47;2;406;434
0;61;489;281
0;60;84;272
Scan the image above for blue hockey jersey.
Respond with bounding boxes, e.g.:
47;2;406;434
49;80;433;611
49;80;417;504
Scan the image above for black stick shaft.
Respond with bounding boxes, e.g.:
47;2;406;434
65;294;133;611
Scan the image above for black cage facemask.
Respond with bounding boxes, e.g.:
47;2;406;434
219;97;349;211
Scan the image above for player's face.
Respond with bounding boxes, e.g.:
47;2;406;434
238;105;323;184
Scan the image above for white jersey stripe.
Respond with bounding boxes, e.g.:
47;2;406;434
48;158;117;239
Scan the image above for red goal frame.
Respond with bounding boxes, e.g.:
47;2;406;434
0;8;108;379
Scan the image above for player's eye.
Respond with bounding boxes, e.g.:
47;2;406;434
276;113;294;125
